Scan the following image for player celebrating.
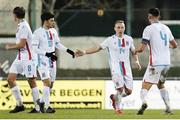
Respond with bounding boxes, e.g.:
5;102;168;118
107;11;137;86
135;8;177;115
5;7;39;113
32;12;75;113
75;20;141;114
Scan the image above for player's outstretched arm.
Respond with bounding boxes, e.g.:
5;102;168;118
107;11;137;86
75;45;102;57
135;43;147;54
5;39;26;50
132;50;141;71
169;39;177;49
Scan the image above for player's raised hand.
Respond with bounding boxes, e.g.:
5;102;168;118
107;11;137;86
75;49;85;57
135;61;141;71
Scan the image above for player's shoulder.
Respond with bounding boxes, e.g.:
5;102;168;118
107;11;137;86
144;24;152;30
160;22;170;30
124;34;133;39
108;34;116;40
19;20;29;29
33;27;43;34
50;28;58;34
124;34;133;42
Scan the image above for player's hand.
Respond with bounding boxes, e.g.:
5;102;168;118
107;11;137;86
67;49;75;58
75;49;85;57
5;44;11;50
45;52;58;61
135;61;141;71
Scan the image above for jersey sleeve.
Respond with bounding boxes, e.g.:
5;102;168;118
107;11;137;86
54;29;68;52
18;25;29;39
167;27;175;41
32;31;46;55
142;26;151;45
100;37;109;49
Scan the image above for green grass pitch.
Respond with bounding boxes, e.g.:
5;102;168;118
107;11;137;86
0;109;180;119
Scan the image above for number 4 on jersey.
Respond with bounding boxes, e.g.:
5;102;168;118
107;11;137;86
160;31;167;46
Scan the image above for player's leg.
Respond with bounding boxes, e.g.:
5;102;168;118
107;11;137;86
24;60;40;113
157;66;172;114
123;73;133;97
157;81;172;114
38;67;55;113
110;74;124;114
137;65;162;115
49;61;56;90
27;78;40;113
8;61;24;113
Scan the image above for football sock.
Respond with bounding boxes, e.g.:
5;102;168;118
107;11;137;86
32;87;40;111
140;89;148;104
11;85;23;106
160;88;171;110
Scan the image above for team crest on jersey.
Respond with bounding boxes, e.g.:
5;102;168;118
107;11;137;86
126;41;129;46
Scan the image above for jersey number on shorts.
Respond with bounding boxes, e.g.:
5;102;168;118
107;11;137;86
160;31;167;46
27;65;31;71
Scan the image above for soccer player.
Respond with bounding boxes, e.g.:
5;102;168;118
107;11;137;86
135;8;177;115
75;20;141;114
5;7;40;113
32;12;75;113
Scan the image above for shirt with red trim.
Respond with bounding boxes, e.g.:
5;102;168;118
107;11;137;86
16;20;34;60
142;22;174;66
100;34;135;74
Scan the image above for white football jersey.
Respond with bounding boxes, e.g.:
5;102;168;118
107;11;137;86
32;27;67;67
100;34;135;75
142;22;174;66
16;20;34;60
33;27;59;54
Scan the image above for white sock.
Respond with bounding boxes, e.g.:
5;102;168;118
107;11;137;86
115;91;122;110
11;86;23;106
42;86;50;109
140;89;148;104
32;87;40;111
160;88;170;110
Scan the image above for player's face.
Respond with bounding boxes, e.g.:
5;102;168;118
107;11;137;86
148;14;153;23
47;18;55;28
114;23;125;35
13;14;18;22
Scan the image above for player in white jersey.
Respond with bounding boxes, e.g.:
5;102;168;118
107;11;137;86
32;12;75;113
75;20;141;114
135;8;177;115
5;7;40;113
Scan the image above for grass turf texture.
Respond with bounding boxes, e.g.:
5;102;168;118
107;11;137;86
0;109;180;119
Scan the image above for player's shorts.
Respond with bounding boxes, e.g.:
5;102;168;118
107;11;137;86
143;65;170;84
9;59;37;78
37;56;56;81
111;62;133;90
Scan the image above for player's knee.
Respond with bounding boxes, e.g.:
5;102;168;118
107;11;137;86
157;83;164;89
43;79;51;87
7;77;16;88
28;78;37;88
116;87;123;93
126;90;132;95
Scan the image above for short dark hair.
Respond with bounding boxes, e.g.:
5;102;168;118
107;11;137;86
41;12;55;24
148;8;160;17
13;6;25;19
115;20;124;25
